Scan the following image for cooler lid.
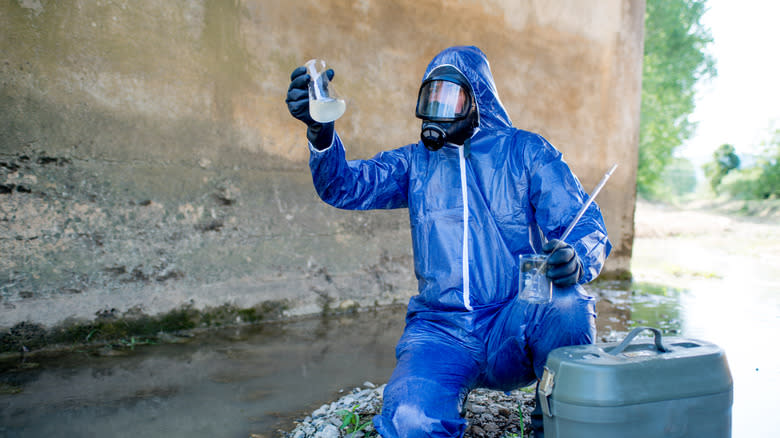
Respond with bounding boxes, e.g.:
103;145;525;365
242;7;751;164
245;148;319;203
543;327;733;407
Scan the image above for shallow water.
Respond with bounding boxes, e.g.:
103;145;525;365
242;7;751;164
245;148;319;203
1;276;776;437
0;310;406;437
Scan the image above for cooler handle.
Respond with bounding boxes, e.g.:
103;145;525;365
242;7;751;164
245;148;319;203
607;326;670;355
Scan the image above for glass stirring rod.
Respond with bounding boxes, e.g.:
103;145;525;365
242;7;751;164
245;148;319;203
538;163;618;272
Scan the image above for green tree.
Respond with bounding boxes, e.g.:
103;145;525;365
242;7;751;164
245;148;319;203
718;128;780;200
703;143;740;190
638;0;716;198
753;129;780;198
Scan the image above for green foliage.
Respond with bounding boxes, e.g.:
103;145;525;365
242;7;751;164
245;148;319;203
338;405;372;437
753;129;780;198
719;129;780;199
703;143;740;190
1;301;291;354
518;402;525;437
502;402;526;437
719;167;762;199
638;0;716;198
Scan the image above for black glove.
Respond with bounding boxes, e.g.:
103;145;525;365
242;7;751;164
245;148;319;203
542;239;583;287
286;66;335;150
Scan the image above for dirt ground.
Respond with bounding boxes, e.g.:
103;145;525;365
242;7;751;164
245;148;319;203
634;198;780;237
631;199;780;287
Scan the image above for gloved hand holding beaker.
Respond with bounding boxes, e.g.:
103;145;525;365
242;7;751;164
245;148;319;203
542;239;583;287
286;62;341;150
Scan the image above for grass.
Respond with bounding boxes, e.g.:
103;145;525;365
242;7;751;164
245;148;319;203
0;300;290;354
504;400;527;438
338;405;373;437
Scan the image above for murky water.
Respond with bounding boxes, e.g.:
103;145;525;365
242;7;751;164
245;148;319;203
0;309;406;437
1;276;777;437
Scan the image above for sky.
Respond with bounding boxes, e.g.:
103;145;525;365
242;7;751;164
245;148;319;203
677;0;780;167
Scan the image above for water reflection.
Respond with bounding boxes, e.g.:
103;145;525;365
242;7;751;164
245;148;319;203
594;281;684;340
595;277;779;438
0;309;406;437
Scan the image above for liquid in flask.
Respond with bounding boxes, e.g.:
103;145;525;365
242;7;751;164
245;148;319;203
305;59;346;123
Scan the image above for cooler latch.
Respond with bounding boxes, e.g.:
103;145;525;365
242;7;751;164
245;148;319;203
539;366;555;418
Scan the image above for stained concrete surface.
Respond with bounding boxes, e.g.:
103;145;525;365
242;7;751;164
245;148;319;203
0;149;415;328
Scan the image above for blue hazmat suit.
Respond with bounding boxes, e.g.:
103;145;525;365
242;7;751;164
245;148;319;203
307;46;612;437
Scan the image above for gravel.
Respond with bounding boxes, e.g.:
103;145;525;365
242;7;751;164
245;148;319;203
282;381;536;438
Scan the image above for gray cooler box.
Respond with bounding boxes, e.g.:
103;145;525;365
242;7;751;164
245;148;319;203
539;327;733;438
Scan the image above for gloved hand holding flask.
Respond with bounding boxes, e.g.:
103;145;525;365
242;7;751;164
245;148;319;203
285;62;339;150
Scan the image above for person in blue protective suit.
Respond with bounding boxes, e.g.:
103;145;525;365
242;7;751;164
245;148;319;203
286;46;612;438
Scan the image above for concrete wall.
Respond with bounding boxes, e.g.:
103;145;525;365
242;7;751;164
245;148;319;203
0;0;645;329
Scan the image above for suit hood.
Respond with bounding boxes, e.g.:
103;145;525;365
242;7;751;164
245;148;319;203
422;46;513;131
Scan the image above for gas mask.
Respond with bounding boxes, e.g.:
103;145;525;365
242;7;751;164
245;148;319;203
415;65;479;151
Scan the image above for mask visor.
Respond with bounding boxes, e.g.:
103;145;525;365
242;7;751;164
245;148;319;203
416;80;471;121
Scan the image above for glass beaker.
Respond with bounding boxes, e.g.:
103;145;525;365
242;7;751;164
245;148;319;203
305;59;346;123
518;254;553;304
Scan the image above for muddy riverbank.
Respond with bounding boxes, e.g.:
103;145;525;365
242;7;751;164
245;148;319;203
631;199;780;288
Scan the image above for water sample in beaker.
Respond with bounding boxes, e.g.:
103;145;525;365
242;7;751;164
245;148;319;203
305;59;346;123
518;254;553;304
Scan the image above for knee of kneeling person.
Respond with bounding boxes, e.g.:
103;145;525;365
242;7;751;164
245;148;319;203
552;285;595;314
548;286;596;341
393;404;434;435
382;404;466;438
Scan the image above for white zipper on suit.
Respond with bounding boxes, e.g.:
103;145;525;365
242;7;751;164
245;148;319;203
459;146;473;311
425;63;479;311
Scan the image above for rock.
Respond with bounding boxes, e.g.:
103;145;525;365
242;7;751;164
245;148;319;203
470;404;487;414
311;404;329;418
318;424;340;438
470;425;486;437
483;422;499;434
283;384;535;438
